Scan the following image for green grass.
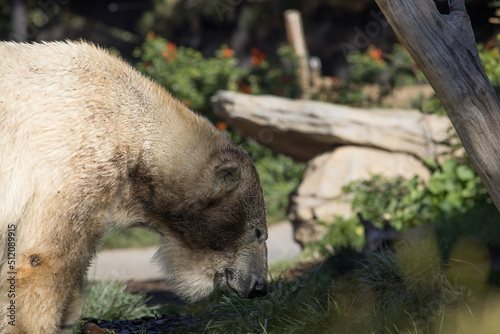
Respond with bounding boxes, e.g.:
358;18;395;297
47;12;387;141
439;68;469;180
178;244;461;334
81;280;159;321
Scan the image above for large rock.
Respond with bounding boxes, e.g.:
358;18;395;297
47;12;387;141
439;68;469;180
212;90;453;162
288;146;431;245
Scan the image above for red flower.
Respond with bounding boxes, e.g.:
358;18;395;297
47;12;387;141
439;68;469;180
144;61;152;68
162;42;177;63
240;84;251;94
216;122;228;131
146;31;155;41
222;48;234;58
181;99;191;107
251;48;266;67
368;47;384;64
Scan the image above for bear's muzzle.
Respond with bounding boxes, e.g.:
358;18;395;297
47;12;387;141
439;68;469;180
225;269;268;299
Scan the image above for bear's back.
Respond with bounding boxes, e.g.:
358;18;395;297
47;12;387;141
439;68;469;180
0;42;170;228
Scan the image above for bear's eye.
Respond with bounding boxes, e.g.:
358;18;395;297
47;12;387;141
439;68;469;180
255;228;262;240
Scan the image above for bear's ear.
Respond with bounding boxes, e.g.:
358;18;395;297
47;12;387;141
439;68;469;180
213;161;241;197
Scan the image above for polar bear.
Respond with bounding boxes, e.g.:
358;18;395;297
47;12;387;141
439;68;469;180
0;41;268;334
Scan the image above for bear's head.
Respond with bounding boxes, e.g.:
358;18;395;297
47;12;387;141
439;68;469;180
131;142;268;302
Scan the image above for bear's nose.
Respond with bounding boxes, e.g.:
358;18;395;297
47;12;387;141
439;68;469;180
248;276;267;298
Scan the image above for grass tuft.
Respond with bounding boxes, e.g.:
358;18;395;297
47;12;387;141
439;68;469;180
82;280;159;321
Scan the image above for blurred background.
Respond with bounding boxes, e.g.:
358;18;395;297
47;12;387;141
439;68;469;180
3;0;500;76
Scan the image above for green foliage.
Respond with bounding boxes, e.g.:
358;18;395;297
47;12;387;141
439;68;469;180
134;36;299;119
243;45;301;98
478;41;500;96
180;245;461;334
343;158;490;231
82;280;158;321
347;43;426;87
305;216;365;257
434;201;500;260
134;36;241;117
328;44;427;107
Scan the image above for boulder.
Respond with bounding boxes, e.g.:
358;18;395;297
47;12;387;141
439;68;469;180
288;146;431;244
212;90;453;162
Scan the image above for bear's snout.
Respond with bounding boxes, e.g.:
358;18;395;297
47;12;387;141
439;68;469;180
248;276;267;299
225;269;268;299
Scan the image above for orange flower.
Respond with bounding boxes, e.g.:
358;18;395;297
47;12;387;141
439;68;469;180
146;31;155;41
216;122;228;131
162;42;177;63
181;99;191;107
251;48;266;67
486;40;494;50
368;47;383;64
222;48;234;58
240;84;251;94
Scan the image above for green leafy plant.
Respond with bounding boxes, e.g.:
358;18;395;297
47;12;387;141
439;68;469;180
478;40;500;96
323;44;427;107
343;158;490;231
304;216;365;257
134;36;241;118
134;36;299;119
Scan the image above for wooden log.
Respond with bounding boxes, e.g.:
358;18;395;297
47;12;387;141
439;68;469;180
374;0;500;211
211;90;451;162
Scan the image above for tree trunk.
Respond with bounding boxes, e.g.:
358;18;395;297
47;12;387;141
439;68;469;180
374;0;500;212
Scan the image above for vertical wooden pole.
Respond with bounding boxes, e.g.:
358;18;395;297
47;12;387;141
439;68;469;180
12;0;27;41
284;10;310;99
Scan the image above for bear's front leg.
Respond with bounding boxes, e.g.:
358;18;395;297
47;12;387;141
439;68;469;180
0;228;95;334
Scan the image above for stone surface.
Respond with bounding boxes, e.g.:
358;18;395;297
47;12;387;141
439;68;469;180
288;146;431;244
212;90;453;162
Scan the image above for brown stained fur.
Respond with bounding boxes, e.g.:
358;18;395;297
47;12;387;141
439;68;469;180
0;41;268;333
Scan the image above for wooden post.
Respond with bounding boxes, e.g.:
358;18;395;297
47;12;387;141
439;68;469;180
374;0;500;212
284;10;310;99
11;0;27;41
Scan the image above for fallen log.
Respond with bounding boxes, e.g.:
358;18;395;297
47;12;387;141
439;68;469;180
211;90;451;162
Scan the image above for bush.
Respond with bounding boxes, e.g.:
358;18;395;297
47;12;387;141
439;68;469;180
134;35;300;119
319;44;427;107
478;40;500;96
343;158;491;231
134;36;241;118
